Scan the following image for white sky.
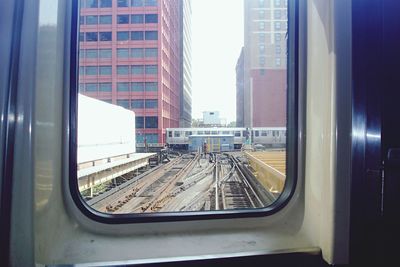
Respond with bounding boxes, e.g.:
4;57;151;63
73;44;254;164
191;0;244;123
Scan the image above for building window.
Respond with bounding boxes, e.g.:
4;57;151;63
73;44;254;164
99;49;112;58
145;48;158;58
259;33;265;43
131;48;144;58
274;0;282;7
117;15;130;24
79;66;84;75
86;15;98;25
132;82;144;92
99;83;112;92
145;99;158;108
85;32;98;42
117;99;130;109
85;49;98;59
275;33;281;42
135;117;144;129
145;82;158;91
99;66;112;75
99;0;112;8
132;99;144;109
274;10;282;19
131;31;144;40
131;14;144;24
259;44;265;54
117;65;130;75
259;56;266;66
145;65;158;75
145;116;158;128
117;82;130;92
275;57;281;66
132;0;143;7
145;134;158;144
85;83;98;92
99;15;112;24
117;31;130;41
80;16;85;25
79;32;84;42
117;0;129;7
259;10;265;19
259;0;265;7
79;83;84;92
117;48;129;58
276;45;282;54
132;65;144;75
145;31;158;40
259;69;265;75
85;66;97;75
261;131;268;137
259;22;265;30
145;14;158;23
275;22;282;30
85;0;98;8
99;32;112;41
144;0;157;6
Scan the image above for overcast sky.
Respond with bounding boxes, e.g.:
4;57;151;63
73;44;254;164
191;0;244;123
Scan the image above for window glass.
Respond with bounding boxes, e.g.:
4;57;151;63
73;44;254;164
135;116;144;128
85;32;98;42
145;82;157;91
99;49;112;58
99;83;112;92
99;15;112;24
99;66;112;75
85;49;98;58
99;0;112;8
145;31;158;40
145;65;158;75
86;0;98;8
144;0;157;6
117;48;129;58
132;82;144;92
145;116;158;128
145;14;158;23
76;0;291;217
117;99;130;109
86;15;98;25
85;83;98;92
145;99;158;108
132;99;144;108
131;14;144;24
145;48;157;58
117;65;130;75
131;31;144;40
117;82;130;91
118;0;129;7
117;31;130;41
85;66;97;75
132;65;144;75
117;15;130;24
99;32;112;41
132;0;143;7
131;48;144;58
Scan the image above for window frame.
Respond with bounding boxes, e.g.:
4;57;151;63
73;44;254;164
69;0;300;224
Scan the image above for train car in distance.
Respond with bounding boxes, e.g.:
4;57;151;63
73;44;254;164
166;127;286;150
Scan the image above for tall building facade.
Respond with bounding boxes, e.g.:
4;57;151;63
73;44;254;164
179;0;192;128
79;0;191;148
236;48;245;127
240;0;287;127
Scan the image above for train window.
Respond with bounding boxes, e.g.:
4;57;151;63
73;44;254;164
72;0;296;222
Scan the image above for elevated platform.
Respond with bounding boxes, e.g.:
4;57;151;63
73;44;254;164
78;153;156;192
245;151;286;193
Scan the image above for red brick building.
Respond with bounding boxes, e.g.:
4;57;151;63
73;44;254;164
79;0;191;148
239;0;287;128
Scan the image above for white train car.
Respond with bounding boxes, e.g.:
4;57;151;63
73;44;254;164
166;127;286;150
